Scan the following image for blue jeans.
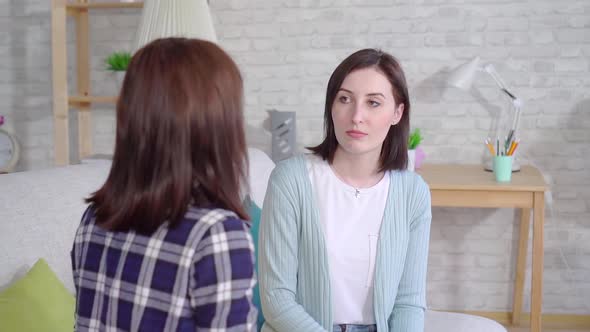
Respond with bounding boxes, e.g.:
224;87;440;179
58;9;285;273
332;324;377;332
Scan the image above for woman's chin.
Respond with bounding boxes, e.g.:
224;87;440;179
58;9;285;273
336;143;381;158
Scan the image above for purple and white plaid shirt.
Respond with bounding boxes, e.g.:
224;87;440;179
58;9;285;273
72;205;257;331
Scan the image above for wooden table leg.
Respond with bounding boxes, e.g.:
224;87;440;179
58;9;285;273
512;208;531;325
531;192;544;332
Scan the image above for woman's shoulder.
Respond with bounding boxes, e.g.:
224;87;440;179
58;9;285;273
389;169;430;193
389;170;432;219
183;206;244;228
268;154;309;183
80;204;96;225
388;170;431;213
273;153;306;170
178;206;251;244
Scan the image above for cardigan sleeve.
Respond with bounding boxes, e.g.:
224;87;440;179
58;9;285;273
389;176;432;332
258;167;327;332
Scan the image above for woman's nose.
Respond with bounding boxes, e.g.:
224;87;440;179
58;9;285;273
351;103;364;124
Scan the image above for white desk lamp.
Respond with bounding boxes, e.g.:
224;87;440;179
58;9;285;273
133;0;217;52
447;57;523;172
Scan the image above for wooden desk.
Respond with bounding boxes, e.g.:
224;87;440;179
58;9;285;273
417;164;547;332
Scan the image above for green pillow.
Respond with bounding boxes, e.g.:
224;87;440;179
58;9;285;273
0;259;75;332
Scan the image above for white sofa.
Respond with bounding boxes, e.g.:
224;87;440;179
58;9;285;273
0;148;274;294
0;148;505;332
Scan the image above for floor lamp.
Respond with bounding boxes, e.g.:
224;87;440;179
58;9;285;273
133;0;217;52
447;57;523;172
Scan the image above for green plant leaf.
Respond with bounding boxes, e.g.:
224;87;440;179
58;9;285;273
408;128;423;150
105;51;132;71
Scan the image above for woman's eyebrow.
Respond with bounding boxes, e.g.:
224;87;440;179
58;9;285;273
367;93;386;98
339;88;386;99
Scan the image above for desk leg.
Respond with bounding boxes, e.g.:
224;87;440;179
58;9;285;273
512;208;531;326
531;192;544;332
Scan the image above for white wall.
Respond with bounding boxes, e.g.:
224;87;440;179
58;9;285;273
1;0;589;314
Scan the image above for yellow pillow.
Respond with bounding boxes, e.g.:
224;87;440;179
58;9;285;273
0;259;75;332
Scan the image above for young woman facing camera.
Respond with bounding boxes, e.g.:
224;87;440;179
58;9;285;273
259;49;432;332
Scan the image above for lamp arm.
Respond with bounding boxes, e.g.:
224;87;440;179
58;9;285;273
482;64;520;101
482;64;523;139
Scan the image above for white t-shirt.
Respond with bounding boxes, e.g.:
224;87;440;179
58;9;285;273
306;154;390;325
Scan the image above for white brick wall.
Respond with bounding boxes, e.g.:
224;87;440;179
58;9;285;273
1;0;589;315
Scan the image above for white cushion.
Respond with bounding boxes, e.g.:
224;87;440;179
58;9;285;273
247;148;274;207
0;160;111;293
425;310;507;332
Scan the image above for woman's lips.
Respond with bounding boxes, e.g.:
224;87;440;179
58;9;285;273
346;130;367;139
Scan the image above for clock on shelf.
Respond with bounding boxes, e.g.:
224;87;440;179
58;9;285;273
0;116;20;173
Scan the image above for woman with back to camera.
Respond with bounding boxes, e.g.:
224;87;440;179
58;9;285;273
258;49;432;332
71;38;257;331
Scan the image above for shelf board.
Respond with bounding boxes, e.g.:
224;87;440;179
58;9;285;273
66;1;143;10
69;95;118;105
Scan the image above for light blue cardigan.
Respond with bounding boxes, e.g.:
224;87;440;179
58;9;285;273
258;155;432;332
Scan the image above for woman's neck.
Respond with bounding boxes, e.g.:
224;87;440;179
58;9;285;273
330;148;384;189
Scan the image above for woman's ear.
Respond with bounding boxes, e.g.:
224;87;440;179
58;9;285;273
391;103;404;126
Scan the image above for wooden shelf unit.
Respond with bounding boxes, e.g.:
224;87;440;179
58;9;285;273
68;95;118;105
67;2;143;9
51;0;143;165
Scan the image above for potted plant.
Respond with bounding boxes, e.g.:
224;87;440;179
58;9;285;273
105;51;132;90
407;128;423;171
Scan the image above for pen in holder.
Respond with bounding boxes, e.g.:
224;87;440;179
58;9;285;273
484;137;521;172
493;155;513;182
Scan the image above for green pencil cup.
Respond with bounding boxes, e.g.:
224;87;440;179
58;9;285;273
493;155;513;182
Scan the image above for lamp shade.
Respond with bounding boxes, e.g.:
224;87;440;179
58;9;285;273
447;56;481;91
133;0;217;52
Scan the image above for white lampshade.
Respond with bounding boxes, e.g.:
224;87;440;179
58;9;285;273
133;0;217;52
447;56;481;91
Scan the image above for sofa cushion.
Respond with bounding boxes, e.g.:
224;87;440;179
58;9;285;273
0;148;275;295
425;310;507;332
0;160;111;294
247;148;274;207
0;259;75;332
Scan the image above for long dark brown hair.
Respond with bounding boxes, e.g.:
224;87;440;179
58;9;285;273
87;38;249;234
308;48;411;171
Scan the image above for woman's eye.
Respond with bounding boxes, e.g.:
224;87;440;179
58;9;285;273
368;100;381;107
339;95;351;103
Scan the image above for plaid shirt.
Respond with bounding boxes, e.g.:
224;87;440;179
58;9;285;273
72;206;257;331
